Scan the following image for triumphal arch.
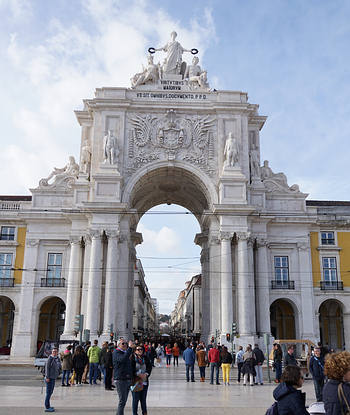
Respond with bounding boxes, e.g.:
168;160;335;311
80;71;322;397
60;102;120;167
11;33;318;357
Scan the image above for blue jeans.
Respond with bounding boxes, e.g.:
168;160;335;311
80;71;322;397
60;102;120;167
210;362;219;384
100;365;106;384
61;370;71;385
166;355;172;365
275;361;282;381
186;364;195;381
132;384;148;415
116;379;131;415
45;378;55;409
199;366;205;378
313;378;324;402
89;362;99;384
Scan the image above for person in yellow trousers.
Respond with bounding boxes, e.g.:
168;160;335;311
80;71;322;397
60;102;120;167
220;346;233;385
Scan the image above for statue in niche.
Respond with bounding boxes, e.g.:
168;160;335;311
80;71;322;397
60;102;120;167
39;156;79;187
224;132;239;167
131;54;160;88
80;138;91;175
103;130;119;165
250;144;260;178
184;56;209;89
154;31;191;75
261;160;289;187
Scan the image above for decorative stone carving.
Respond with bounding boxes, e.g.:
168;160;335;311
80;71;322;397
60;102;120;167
224;132;239;168
236;232;250;241
103;130;119;165
127;110;215;175
39;156;79;189
131;54;160;88
80;139;92;175
184;56;209;90
261;160;302;194
219;232;233;241
25;239;40;247
89;229;103;239
105;229;119;239
256;238;268;248
69;236;81;245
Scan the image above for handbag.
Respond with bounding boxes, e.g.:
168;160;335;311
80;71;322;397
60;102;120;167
338;383;350;415
130;377;144;392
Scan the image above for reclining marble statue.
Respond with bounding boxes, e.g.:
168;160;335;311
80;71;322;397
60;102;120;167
39;156;79;187
131;54;160;88
184;56;209;90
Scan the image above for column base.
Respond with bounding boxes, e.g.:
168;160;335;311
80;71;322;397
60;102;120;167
60;332;79;342
11;332;35;358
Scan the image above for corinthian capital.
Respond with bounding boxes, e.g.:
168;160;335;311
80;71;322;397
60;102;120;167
256;238;268;248
219;232;233;241
89;228;103;239
70;235;81;245
105;229;119;239
236;232;250;241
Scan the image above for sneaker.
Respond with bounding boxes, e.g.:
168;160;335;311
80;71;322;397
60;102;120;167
227;382;230;385
216;382;220;385
45;408;55;413
191;380;195;382
260;383;264;385
61;384;66;387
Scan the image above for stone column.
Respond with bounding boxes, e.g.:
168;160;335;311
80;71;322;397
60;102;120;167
237;232;252;336
209;234;221;338
115;232;129;338
62;237;82;337
195;232;209;340
80;234;91;318
343;313;350;350
298;242;315;339
220;232;233;334
86;229;103;336
103;229;119;335
256;238;271;335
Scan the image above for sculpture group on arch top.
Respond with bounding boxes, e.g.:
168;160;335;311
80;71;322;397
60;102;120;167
37;31;302;196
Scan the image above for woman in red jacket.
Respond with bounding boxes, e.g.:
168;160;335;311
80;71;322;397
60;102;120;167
165;344;172;367
172;343;180;367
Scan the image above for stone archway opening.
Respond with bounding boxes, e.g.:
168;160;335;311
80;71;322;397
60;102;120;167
270;299;296;340
0;296;15;354
37;297;65;350
319;299;344;350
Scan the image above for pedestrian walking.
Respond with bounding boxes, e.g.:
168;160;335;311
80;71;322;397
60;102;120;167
44;347;61;412
253;343;265;385
273;343;283;383
309;346;325;402
242;345;256;386
165;343;172;367
323;350;350;414
172;342;180;367
220;346;233;385
113;339;135;415
236;346;244;383
82;341;91;384
155;343;164;367
72;345;88;385
272;365;309;414
104;343;114;390
131;345;152;415
60;345;73;387
208;343;220;385
284;344;297;367
183;343;196;382
100;341;108;385
87;339;101;384
196;344;207;382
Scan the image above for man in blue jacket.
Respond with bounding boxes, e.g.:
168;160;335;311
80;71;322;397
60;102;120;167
183;343;196;382
113;339;135;415
309;347;325;402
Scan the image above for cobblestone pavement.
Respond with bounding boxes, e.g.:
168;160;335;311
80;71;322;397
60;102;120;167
0;361;318;415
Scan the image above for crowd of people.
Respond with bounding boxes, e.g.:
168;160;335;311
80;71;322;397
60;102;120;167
43;338;350;415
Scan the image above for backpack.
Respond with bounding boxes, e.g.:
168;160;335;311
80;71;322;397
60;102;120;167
265;402;279;415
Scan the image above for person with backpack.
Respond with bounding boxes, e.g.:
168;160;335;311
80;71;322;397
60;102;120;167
267;365;309;415
309;346;326;402
60;345;73;387
236;346;244;383
323;351;350;414
44;347;61;412
253;343;265;385
242;345;256;386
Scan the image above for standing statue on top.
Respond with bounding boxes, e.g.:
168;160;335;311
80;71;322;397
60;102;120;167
103;130;119;165
224;132;239;167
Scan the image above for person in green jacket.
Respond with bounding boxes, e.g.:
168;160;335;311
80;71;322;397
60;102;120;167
87;339;101;384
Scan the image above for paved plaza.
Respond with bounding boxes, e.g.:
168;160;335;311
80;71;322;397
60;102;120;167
0;361;318;415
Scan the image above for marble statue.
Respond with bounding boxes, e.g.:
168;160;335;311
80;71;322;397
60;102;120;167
80;139;92;174
39;156;79;187
131;54;160;88
224;132;239;167
260;160;288;187
103;130;119;164
250;145;260;178
155;31;191;75
184;56;209;89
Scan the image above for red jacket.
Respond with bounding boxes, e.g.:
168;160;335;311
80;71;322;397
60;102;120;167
208;348;220;363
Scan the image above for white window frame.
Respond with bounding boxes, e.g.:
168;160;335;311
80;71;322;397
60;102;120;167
0;226;16;241
321;256;339;286
0;252;13;278
274;255;290;286
319;231;337;246
46;253;63;281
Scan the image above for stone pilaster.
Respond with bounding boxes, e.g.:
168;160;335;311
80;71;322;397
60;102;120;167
237;232;252;336
256;238;271;335
220;232;233;334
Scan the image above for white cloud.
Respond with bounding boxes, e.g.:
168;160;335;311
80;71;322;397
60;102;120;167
137;223;182;255
0;0;32;20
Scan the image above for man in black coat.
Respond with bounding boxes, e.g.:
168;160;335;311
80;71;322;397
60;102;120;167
113;339;135;415
284;345;297;367
309;347;325;402
253;344;265;385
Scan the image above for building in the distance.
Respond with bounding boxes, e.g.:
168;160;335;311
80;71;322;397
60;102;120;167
0;32;350;358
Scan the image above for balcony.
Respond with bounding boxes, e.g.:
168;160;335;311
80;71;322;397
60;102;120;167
271;280;295;290
0;278;15;287
41;278;65;287
320;281;343;291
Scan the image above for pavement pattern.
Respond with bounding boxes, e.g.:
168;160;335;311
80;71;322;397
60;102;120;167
0;360;318;415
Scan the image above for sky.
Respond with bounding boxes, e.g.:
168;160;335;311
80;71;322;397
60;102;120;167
1;0;349;313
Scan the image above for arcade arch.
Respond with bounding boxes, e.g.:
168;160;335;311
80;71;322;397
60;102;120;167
270;299;297;340
0;296;15;352
37;297;65;347
319;299;344;350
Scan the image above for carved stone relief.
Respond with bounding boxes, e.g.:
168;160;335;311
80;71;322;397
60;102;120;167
126;109;216;176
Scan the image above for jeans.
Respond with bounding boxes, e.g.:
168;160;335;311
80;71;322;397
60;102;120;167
89;362;99;384
199;366;205;378
116;379;131;415
173;356;178;366
75;368;84;384
45;378;55;409
210;362;219;384
166;355;172;365
313;378;325;402
237;362;243;382
186;364;195;381
254;364;263;384
132;384;148;415
100;364;106;384
275;361;282;381
61;370;71;385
